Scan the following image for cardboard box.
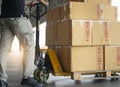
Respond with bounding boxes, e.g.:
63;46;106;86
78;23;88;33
46;10;53;25
66;0;84;2
105;46;120;70
58;19;109;46
61;2;85;20
66;0;111;5
57;20;92;46
54;46;65;71
86;0;111;5
92;21;109;45
46;23;58;46
84;3;100;20
100;4;117;21
61;2;99;20
109;22;120;45
56;46;103;72
52;6;61;22
46;6;61;24
61;2;117;21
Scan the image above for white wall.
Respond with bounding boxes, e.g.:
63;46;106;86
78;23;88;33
112;0;120;21
33;22;47;49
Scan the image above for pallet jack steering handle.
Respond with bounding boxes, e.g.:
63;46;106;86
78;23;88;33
29;3;47;66
30;3;47;20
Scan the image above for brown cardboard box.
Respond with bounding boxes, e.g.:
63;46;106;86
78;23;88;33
66;0;84;2
84;3;100;20
52;6;61;22
100;4;117;21
58;46;104;72
46;9;53;25
109;22;120;45
105;46;120;70
57;20;92;46
61;2;85;20
61;2;99;20
58;19;109;46
57;22;63;45
86;0;111;5
66;0;111;5
61;2;117;21
46;23;58;46
92;21;109;45
54;46;65;71
46;6;61;24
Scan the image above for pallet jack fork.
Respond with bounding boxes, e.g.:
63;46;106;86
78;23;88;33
29;3;71;82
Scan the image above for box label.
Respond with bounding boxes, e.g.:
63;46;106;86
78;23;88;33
116;47;120;66
103;22;109;42
85;21;91;42
96;47;103;69
115;7;118;20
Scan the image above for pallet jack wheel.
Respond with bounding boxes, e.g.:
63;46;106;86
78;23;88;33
34;69;49;82
34;69;40;81
111;73;119;81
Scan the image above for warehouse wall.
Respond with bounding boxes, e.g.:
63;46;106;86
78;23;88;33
112;0;120;21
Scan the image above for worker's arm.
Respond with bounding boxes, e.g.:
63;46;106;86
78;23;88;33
38;0;49;6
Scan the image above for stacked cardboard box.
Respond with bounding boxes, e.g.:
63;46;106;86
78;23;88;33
105;46;120;70
66;0;111;5
105;22;120;71
46;0;120;72
54;46;103;72
46;6;61;45
57;20;109;46
61;2;117;21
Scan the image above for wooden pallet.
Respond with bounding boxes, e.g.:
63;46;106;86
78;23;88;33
71;70;120;80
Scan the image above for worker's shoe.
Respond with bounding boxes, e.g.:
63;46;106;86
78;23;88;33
0;80;9;87
21;77;42;87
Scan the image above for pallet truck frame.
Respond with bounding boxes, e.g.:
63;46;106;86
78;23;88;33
29;3;70;82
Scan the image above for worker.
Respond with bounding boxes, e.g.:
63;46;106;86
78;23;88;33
0;0;49;87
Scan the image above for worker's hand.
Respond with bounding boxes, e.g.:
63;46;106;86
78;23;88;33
39;0;49;6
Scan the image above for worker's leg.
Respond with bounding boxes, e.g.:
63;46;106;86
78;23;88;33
8;17;35;78
2;17;42;87
9;17;43;87
0;19;14;81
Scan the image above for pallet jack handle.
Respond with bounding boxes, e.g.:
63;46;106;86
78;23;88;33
30;3;47;20
29;3;47;66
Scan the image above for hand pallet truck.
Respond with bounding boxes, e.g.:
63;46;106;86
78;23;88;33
29;3;71;82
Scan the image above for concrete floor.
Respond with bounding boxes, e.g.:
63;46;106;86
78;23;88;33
7;50;120;87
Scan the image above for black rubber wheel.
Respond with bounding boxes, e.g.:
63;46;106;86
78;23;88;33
39;69;49;82
34;69;49;82
95;74;103;77
111;73;119;81
34;69;40;81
